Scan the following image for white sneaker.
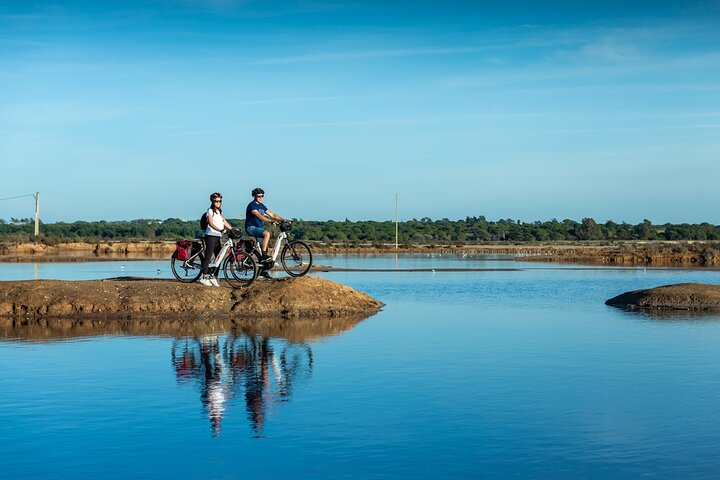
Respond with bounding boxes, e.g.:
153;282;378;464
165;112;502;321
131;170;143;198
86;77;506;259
209;276;220;287
199;276;212;286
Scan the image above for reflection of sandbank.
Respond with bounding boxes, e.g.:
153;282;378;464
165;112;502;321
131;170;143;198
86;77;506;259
615;308;720;321
0;313;371;343
231;314;372;342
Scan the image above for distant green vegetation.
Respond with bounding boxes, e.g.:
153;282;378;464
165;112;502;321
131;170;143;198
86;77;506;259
1;217;719;244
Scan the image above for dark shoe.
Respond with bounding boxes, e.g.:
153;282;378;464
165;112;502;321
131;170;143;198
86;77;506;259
259;270;272;279
260;254;275;268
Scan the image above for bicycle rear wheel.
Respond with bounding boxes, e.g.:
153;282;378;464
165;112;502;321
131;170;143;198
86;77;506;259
280;240;312;277
223;251;258;288
171;251;203;283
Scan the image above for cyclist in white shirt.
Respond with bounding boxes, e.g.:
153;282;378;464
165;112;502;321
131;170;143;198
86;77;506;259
200;192;233;286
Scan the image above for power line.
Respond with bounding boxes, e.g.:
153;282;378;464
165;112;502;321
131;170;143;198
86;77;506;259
0;193;35;202
0;192;41;236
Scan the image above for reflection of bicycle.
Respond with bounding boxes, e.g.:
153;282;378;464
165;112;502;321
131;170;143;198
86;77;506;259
171;229;258;288
247;221;313;277
172;334;314;437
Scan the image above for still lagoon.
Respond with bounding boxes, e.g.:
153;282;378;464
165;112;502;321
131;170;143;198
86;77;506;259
2;255;720;479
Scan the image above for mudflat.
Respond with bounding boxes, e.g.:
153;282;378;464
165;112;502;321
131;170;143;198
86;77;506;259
0;276;383;319
606;283;720;311
2;240;720;267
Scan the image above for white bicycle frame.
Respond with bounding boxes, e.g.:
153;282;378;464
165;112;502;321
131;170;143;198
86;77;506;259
253;230;289;264
208;237;235;269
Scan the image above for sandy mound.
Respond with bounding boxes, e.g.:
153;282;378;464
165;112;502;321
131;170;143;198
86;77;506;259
605;283;720;311
0;277;383;319
230;276;381;318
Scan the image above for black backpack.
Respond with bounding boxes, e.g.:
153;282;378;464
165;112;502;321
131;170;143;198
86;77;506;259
200;212;208;230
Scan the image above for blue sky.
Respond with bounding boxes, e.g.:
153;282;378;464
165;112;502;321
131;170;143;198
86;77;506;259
1;0;718;224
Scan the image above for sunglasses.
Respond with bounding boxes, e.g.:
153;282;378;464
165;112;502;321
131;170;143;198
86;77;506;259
256;194;264;197
213;199;222;202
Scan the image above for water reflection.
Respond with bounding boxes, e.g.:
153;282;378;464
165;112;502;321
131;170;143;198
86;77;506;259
0;314;370;342
613;306;720;322
0;314;371;437
171;333;313;437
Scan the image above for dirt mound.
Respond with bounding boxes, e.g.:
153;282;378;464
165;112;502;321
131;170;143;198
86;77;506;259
0;277;383;319
230;276;381;318
605;283;720;311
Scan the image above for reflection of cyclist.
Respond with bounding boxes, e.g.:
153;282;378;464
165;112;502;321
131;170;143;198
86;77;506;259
198;335;231;437
245;187;285;276
172;340;199;381
243;337;278;435
171;333;313;437
172;336;233;437
201;192;233;287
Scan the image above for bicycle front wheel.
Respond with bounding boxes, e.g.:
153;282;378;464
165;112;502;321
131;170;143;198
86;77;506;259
280;240;312;277
171;251;203;283
223;251;258;288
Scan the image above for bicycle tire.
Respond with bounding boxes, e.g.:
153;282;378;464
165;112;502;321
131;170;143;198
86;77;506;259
280;240;312;277
171;250;203;283
223;251;258;288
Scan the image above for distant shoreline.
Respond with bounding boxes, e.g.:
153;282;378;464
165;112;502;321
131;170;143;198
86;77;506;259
1;240;719;267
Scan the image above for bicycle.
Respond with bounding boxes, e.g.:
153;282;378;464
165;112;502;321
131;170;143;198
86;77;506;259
171;229;258;288
246;220;313;277
171;333;313;436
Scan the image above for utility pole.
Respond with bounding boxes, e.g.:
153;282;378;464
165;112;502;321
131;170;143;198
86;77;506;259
395;194;399;250
34;192;40;237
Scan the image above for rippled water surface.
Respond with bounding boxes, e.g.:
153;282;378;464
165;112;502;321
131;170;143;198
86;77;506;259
2;255;720;479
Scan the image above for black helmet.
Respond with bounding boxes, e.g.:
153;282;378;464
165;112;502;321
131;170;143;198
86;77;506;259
251;187;264;197
210;192;222;201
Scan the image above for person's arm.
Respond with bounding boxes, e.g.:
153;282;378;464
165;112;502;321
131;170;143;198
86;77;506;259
265;209;284;222
223;218;233;230
251;209;276;224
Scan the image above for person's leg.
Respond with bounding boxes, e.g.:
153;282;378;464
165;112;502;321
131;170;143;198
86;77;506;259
211;238;222;280
246;226;270;258
262;230;271;256
201;235;220;275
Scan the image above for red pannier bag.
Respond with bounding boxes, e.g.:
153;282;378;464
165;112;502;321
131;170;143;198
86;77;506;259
176;240;192;261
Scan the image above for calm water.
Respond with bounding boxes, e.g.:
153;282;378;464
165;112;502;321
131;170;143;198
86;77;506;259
2;255;720;479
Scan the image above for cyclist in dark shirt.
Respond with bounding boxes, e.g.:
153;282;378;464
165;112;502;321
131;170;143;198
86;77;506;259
245;187;285;264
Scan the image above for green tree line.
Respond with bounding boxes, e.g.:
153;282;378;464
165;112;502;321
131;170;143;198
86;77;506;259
2;216;720;243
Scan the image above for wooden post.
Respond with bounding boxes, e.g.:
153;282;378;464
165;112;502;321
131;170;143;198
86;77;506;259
34;192;39;237
395;194;398;250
